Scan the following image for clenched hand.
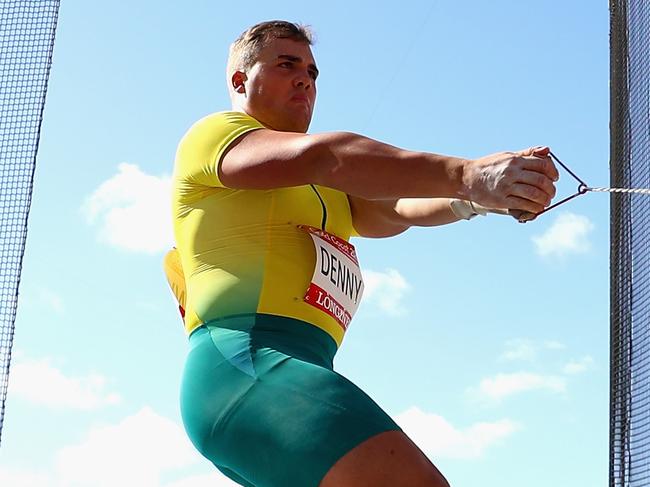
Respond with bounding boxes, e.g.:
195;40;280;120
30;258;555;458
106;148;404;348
464;146;559;215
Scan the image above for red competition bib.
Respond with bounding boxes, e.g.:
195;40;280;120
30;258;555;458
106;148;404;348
300;225;364;330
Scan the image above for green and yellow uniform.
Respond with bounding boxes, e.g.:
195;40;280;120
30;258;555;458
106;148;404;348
169;111;400;487
173;111;358;345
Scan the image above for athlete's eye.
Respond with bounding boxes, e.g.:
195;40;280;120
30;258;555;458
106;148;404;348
279;62;292;68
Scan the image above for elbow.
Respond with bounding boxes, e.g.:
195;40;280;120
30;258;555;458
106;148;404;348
305;131;358;189
304;131;404;200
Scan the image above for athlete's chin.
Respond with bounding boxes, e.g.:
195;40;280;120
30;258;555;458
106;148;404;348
284;104;313;130
281;115;312;133
260;107;312;133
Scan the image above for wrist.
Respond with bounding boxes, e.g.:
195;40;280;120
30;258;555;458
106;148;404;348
449;198;482;220
457;158;475;201
450;199;510;220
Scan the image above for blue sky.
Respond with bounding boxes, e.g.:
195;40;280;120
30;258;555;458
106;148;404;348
1;1;609;486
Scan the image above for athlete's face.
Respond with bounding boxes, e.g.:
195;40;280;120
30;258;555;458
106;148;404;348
233;38;318;133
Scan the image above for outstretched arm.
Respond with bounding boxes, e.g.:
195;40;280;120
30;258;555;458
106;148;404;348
347;146;555;237
220;129;558;215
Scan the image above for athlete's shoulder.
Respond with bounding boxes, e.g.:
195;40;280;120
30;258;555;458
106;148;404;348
181;110;264;142
174;111;265;188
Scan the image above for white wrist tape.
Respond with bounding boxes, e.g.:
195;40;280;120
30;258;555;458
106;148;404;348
449;199;511;220
449;199;487;220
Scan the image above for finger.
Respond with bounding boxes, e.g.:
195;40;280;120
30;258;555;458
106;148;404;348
520;155;560;181
508;209;538;222
514;169;557;200
516;146;549;157
531;146;550;157
505;191;546;213
510;181;553;207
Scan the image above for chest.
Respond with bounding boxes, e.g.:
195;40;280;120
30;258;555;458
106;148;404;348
270;185;354;238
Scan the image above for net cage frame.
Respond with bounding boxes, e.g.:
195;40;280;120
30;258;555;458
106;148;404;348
0;0;61;446
610;0;650;486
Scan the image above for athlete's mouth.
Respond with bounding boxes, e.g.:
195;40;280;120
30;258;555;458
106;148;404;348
290;96;310;106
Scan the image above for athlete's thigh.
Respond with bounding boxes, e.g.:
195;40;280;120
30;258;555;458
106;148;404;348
214;348;401;487
181;326;401;487
319;429;451;487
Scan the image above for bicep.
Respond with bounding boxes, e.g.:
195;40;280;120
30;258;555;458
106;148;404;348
219;129;324;189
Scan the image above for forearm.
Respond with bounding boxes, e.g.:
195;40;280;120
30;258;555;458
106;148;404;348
349;196;462;238
393;198;461;227
310;132;468;200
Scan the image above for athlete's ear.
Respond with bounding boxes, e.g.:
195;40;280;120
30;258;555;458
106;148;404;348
232;71;247;94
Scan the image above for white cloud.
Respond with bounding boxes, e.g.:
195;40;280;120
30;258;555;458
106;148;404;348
55;408;196;487
563;356;594;375
396;406;520;459
82;163;173;254
469;372;567;404
532;212;594;257
9;357;121;410
362;268;410;315
0;467;49;487
543;340;566;350
39;287;64;314
0;467;239;487
164;473;241;487
499;339;566;362
499;339;536;362
0;409;240;487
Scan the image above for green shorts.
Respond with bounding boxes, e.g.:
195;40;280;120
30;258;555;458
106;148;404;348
180;313;401;487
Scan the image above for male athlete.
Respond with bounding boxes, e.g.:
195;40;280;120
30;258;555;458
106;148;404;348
166;20;558;487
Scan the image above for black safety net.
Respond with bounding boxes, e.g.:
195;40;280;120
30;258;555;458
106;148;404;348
0;0;60;446
610;1;650;485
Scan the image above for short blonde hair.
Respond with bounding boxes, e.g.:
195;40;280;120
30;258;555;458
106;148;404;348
227;21;314;78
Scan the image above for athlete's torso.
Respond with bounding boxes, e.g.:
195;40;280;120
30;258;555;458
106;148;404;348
172;111;358;346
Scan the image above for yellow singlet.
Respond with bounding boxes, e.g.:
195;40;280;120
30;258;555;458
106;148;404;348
171;111;358;346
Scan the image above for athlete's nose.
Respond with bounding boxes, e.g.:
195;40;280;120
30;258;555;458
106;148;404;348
293;72;312;90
